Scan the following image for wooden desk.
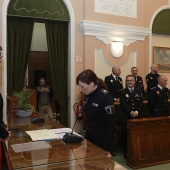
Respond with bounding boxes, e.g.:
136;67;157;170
3;114;127;170
127;116;170;169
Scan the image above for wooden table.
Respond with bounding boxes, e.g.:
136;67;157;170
3;113;127;170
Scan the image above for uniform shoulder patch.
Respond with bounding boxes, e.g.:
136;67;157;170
101;89;109;94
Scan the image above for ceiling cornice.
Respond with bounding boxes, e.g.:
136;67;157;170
80;20;150;46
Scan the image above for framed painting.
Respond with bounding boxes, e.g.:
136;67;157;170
153;46;170;72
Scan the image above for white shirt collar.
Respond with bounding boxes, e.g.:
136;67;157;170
112;74;117;80
128;87;134;91
158;84;163;90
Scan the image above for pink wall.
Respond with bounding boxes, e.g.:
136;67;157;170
0;0;169;101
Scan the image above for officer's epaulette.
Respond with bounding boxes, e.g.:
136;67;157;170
101;89;109;94
151;87;156;90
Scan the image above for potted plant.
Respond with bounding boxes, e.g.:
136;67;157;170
13;90;34;117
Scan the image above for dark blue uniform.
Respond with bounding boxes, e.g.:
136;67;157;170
148;86;169;117
84;86;115;155
120;87;143;158
146;72;159;94
134;76;144;94
105;74;123;100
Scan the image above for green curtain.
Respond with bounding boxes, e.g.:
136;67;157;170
7;16;34;95
45;20;68;126
8;0;69;21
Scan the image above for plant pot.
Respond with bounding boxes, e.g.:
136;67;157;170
15;110;32;118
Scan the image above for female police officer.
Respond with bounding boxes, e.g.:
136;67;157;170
76;69;115;158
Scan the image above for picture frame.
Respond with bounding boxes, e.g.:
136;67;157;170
153;46;170;72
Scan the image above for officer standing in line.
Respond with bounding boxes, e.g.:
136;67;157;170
76;69;115;158
119;75;143;159
148;75;169;117
105;66;123;102
146;64;159;95
131;67;144;94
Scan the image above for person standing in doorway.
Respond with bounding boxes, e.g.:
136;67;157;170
37;77;55;121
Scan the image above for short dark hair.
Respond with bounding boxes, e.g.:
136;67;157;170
39;77;46;82
131;66;137;70
76;69;98;85
126;74;134;80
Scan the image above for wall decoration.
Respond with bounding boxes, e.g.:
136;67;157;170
95;0;137;18
153;46;170;72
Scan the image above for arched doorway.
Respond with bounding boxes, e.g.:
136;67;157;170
150;6;170;87
2;0;75;127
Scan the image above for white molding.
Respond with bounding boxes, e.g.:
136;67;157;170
80;20;150;46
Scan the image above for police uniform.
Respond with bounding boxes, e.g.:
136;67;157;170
134;76;144;94
146;72;159;94
84;86;115;155
104;74;123;100
148;86;169;117
119;87;143;158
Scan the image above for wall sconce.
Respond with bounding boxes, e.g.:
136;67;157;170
111;41;124;58
0;46;3;58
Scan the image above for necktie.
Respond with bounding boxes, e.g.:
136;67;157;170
116;77;118;82
130;89;134;94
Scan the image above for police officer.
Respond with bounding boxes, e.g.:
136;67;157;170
76;69;115;158
146;64;159;94
105;66;123;102
120;75;143;158
131;67;144;94
148;75;169;117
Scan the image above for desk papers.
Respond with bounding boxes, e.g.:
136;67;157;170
50;128;82;139
25;128;82;141
12;141;51;153
25;129;57;141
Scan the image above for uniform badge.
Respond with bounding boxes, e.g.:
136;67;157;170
105;105;114;114
92;103;98;107
150;77;153;80
101;89;108;94
126;94;129;97
135;94;139;97
157;91;160;94
110;79;113;82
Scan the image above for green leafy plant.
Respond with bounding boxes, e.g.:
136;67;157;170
13;90;34;111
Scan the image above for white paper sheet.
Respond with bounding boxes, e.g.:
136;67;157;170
11;141;51;153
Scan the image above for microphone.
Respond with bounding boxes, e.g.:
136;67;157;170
31;112;45;124
62;102;84;143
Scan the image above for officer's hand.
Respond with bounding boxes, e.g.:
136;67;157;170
131;111;138;118
114;98;120;103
